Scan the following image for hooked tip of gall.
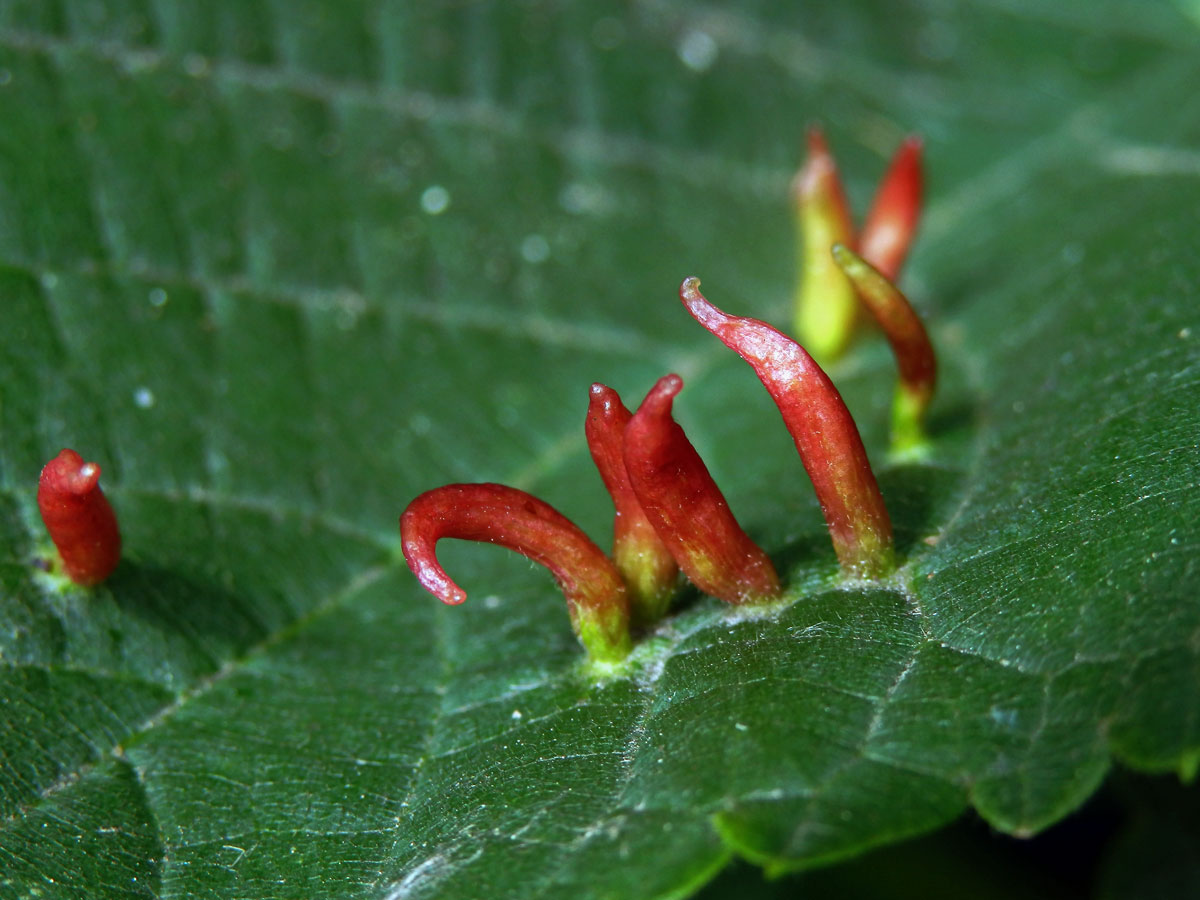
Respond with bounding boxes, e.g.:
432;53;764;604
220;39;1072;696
399;518;468;607
683;278;804;370
37;448;122;587
680;277;719;325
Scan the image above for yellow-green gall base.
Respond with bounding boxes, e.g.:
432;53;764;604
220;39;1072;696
834;525;896;581
795;251;859;366
575;603;632;665
890;382;933;459
613;539;678;628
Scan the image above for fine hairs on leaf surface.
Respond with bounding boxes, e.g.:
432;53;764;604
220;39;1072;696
1;3;1198;900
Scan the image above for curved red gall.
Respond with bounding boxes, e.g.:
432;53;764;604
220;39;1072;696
832;242;936;413
622;374;780;605
37;448;122;586
399;483;632;662
680;279;894;578
400;483;624;607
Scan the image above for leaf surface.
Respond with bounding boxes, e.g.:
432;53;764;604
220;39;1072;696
1;2;1198;897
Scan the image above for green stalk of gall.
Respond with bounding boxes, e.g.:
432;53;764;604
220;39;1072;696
793;127;858;365
622;374;780;605
400;483;631;663
858;135;924;282
586;383;679;625
832;244;936;454
681;278;894;579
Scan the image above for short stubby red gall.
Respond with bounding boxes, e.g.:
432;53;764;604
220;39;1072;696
586;383;679;625
681;278;895;579
621;374;781;606
400;483;632;663
794;127;924;364
832;244;936;454
37;448;122;586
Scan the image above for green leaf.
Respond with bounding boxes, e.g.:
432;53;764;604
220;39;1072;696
1;2;1198;898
